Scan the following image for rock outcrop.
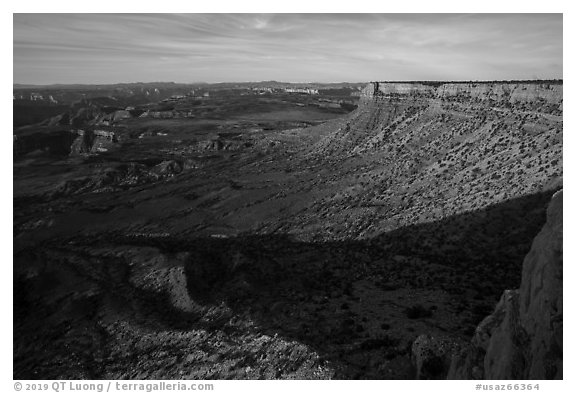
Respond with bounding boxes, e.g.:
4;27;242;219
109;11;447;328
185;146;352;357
448;190;563;379
69;129;118;155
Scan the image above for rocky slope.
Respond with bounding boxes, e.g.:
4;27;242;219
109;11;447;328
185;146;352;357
448;190;562;380
294;81;562;239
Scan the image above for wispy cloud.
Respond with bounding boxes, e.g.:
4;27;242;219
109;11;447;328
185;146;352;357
13;13;562;84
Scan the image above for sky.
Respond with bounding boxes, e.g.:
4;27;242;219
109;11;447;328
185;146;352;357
13;13;563;84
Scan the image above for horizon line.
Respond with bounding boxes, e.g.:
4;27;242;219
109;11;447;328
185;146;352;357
13;78;564;88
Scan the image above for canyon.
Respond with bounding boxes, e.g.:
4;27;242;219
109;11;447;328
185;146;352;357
13;80;562;379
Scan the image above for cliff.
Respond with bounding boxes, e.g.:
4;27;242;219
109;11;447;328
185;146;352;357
361;81;563;107
448;190;563;379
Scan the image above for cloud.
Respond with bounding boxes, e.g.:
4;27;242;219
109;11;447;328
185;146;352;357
13;13;562;84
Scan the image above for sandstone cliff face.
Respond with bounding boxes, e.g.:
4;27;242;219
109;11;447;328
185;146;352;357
361;81;563;106
448;190;563;379
437;83;562;104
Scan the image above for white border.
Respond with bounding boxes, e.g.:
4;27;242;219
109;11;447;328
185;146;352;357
4;2;573;392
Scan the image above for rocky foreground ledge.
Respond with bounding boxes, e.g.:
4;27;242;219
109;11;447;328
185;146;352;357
443;189;563;379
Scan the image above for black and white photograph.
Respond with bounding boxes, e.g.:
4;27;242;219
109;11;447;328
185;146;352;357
10;6;567;386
